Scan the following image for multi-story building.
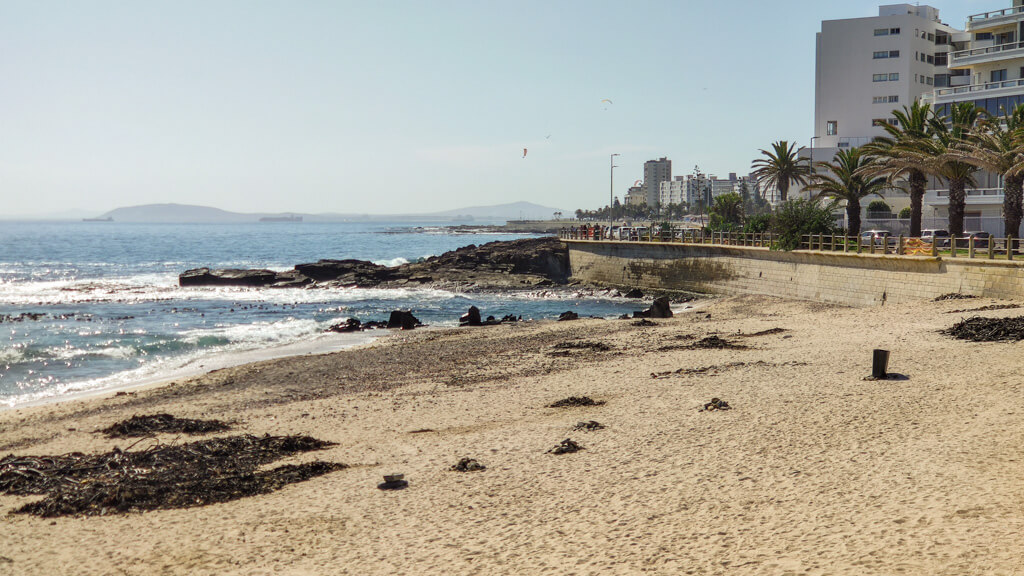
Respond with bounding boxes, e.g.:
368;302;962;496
919;0;1024;222
624;186;647;206
815;4;959;151
643;158;672;207
659;177;687;207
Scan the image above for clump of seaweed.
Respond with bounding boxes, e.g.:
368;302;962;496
548;396;606;408
0;434;344;517
572;420;605;431
547;438;583;454
99;413;232;438
450;458;486;472
934;293;976;301
942;315;1024;342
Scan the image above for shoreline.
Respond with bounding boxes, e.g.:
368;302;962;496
3;294;1021;574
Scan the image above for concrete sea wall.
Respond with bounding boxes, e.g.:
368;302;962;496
565;240;1024;307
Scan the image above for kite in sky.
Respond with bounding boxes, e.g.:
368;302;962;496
523;148;528;158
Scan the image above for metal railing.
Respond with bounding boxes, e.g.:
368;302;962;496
951;40;1024;62
968;6;1024;22
559;228;1022;260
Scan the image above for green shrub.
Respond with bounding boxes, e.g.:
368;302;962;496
708;193;744;232
898;207;912;219
743;213;771;233
770;198;839;251
866;200;891;215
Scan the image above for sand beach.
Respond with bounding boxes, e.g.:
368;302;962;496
1;294;1023;575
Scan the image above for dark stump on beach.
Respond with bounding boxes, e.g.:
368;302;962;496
387;310;422;330
634;296;673;319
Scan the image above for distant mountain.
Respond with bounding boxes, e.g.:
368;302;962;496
85;202;566;223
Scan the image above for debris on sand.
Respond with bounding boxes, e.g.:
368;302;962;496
738;327;788;337
942;315;1024;342
631;318;657;327
934;293;976;301
702;398;732;411
551;341;611;352
450;458;486;472
99;413;232;438
548;396;606;408
0;434;343;517
572;420;605;431
946;303;1021;314
378;474;409;490
547;438;583;454
658;335;747;351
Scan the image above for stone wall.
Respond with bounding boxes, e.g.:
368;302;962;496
565;240;1024;306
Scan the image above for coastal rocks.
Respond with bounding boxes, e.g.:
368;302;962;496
294;259;395;285
557;311;579;321
0;313;46;323
179;268;281;287
624;288;645;299
387;310;422;330
460;306;483;326
326;318;363;333
633;296;673;319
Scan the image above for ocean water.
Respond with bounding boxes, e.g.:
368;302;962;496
0;221;639;408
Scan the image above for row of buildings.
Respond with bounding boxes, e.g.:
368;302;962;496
622;2;1024;230
621;157;765;209
813;1;1024;224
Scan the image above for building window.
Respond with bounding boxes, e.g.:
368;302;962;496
891;27;901;35
927;54;934;64
873;96;887;104
889;95;899;103
935;53;948;66
826;121;838;135
872;119;888;127
874;28;889;36
992;69;1007;82
873;51;889;59
936;33;950;45
889;50;900;58
888;118;898;126
889;73;899;81
976;32;993;41
873;74;888;82
926;77;934;86
927;32;935;41
935;74;950;87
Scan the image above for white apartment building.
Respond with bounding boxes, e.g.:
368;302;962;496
919;0;1024;222
659;177;686;207
624;186;646;206
815;4;958;151
642;158;672;207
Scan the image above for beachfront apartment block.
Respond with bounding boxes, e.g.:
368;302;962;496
917;0;1024;222
642;158;672;207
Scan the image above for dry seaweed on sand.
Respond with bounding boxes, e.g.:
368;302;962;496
946;303;1021;314
0;434;344;517
547;396;606;408
738;327;788;337
631;319;657;327
550;341;611;352
547;438;583;454
572;420;605;431
450;458;486;472
702;398;732;411
934;293;976;301
99;413;232;438
942;315;1024;342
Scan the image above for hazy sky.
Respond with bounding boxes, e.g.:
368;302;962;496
0;0;992;216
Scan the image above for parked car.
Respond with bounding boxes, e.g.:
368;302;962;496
920;228;950;247
961;231;991;248
859;229;896;246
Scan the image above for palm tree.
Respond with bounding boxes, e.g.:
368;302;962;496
953;104;1024;238
805;148;888;236
862;102;935;237
751;141;811;202
930;102;984;237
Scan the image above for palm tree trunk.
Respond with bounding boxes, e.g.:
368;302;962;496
909;170;926;237
847;198;862;236
1004;174;1023;238
948;179;966;237
779;181;789;203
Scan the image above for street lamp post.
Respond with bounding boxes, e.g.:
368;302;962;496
809;135;820;175
610;153;620;231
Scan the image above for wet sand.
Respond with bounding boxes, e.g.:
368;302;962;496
1;295;1023;575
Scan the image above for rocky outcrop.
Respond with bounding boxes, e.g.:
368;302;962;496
633;296;673;319
179;237;570;290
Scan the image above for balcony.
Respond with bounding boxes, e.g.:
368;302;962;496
949;41;1024;68
920;78;1024;105
965;6;1024;31
925;188;1003;206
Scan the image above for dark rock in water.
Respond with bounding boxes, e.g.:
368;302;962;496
0;313;46;323
293;259;391;284
557;311;579;321
269;270;313;288
450;458;486;472
387;310;422;330
619;313;631;320
326;318;362;333
500;314;520;323
624;288;645;299
547;438;583;455
634;296;673;319
361;320;389;330
548;396;605;408
460;306;483;326
179;268;279;287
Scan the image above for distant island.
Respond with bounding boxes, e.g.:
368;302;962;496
76;201;565;224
